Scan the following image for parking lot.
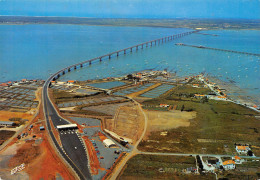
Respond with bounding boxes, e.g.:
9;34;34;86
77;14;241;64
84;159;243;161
70;117;124;179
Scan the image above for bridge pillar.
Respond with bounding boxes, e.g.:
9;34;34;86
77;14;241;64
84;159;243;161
74;66;76;70
68;68;70;72
141;44;143;49
155;40;156;45
57;74;60;78
146;43;148;47
136;46;138;51
162;38;163;43
130;48;132;52
168;37;169;41
89;61;92;65
80;64;83;68
100;57;102;62
150;42;152;46
117;52;119;57
124;50;126;54
109;55;111;59
63;71;65;75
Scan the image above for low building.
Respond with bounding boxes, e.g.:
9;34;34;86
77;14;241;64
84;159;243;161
67;80;75;85
232;156;244;164
103;139;117;148
57;124;78;130
0;121;15;127
194;94;205;98
56;81;66;85
0;83;10;87
236;145;251;154
192;84;199;88
160;104;169;108
222;160;235;170
185;167;197;173
39;126;45;130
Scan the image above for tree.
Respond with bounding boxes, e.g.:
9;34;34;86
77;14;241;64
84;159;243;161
248;150;253;156
181;105;185;112
127;74;133;80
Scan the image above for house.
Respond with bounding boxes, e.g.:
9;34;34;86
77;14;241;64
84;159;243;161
236;145;251;154
194;94;205;98
0;83;9;87
67;80;75;85
56;81;66;85
222;160;235;170
160;104;169;108
216;96;227;100
232;156;244;164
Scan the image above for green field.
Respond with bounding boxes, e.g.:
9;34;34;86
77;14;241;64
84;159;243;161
139;85;260;156
119;155;215;180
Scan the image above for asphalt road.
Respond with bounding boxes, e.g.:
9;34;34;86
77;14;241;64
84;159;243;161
43;79;92;180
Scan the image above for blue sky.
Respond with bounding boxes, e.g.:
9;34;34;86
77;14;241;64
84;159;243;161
0;0;259;19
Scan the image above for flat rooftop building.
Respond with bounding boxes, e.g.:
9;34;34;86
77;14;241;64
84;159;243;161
0;121;15;126
103;139;117;148
57;124;78;130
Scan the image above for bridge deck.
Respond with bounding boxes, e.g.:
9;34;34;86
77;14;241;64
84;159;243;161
52;30;198;79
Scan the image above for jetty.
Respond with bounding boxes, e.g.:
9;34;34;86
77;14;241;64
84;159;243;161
175;43;260;57
195;32;219;36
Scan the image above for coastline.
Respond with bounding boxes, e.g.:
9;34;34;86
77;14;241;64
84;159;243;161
205;75;260;111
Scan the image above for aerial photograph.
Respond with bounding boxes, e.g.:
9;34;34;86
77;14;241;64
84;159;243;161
0;0;259;179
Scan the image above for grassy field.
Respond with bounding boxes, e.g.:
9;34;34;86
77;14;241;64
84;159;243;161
139;85;260;156
119;155;215;180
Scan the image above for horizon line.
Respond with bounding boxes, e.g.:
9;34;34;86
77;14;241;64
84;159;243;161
0;15;260;20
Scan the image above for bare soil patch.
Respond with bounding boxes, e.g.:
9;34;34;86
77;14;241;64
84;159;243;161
105;103;144;143
0;111;33;121
145;110;196;135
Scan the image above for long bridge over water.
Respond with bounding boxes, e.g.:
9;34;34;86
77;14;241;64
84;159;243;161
51;30;198;81
175;43;260;57
42;30;197;180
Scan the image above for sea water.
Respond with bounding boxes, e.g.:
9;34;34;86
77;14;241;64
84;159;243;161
0;25;259;104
